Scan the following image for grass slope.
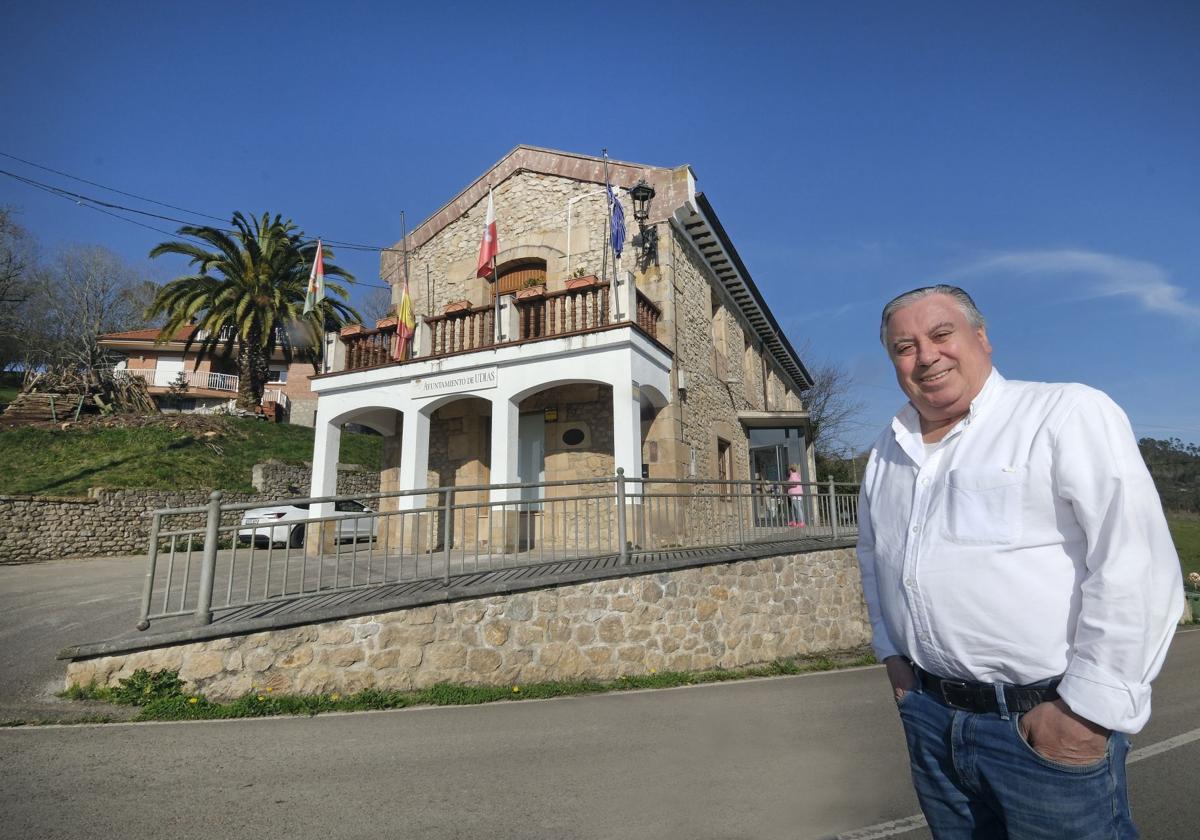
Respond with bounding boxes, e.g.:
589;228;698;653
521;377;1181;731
1169;515;1200;578
0;416;381;496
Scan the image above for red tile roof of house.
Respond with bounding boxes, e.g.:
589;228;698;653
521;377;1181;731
99;325;198;343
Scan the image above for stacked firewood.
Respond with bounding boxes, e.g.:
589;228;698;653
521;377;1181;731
1;366;158;426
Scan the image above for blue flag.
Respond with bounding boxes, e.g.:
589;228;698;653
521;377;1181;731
607;184;625;259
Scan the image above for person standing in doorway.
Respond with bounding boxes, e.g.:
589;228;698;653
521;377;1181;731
786;464;805;527
857;284;1183;839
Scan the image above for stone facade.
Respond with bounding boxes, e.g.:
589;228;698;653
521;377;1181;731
0;464;379;564
366;153;811;495
66;547;870;699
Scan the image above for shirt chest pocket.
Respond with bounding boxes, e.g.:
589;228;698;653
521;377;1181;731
942;466;1026;545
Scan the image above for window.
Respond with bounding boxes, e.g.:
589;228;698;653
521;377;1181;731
494;259;547;299
716;437;731;482
267;368;288;383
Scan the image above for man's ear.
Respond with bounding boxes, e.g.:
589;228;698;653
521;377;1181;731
977;327;992;355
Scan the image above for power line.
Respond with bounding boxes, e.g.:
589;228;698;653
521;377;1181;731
0;149;231;224
0;166;394;289
0;151;404;254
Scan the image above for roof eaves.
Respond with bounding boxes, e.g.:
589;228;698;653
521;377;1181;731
682;192;813;390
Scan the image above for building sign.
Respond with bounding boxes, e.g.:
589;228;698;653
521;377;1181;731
415;367;498;398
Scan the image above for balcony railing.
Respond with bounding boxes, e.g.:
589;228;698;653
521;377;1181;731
112;369;290;410
339;281;662;372
135;476;860;631
115;368;239;392
428;305;495;355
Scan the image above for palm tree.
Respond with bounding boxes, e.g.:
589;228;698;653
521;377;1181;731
148;212;358;410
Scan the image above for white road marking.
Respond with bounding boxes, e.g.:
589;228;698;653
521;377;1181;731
1128;725;1200;764
822;725;1200;840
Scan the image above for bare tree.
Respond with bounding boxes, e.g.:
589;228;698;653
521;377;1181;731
361;285;393;324
24;245;156;379
0;208;37;371
803;358;867;469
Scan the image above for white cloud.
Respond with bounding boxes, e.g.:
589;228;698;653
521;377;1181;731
948;249;1200;322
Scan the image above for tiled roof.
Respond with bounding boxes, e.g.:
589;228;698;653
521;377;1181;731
99;325;198;343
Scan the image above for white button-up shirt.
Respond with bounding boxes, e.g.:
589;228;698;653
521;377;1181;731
857;369;1184;733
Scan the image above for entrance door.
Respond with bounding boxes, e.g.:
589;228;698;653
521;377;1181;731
517;413;545;509
750;443;787;526
517;413;545;550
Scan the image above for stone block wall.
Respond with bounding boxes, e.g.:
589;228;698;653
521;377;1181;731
251;461;379;500
66;547;870;700
0;465;380;564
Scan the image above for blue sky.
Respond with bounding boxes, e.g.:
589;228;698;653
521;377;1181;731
2;1;1196;451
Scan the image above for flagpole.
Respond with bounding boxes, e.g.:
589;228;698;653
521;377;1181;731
401;210;409;293
601;148;611;286
400;210;408;359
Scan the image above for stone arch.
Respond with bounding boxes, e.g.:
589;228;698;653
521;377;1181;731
325;405;400;437
493;243;568;287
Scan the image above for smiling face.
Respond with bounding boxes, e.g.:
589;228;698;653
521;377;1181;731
885;293;993;429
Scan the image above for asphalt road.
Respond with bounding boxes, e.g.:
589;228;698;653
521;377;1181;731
2;556;1197;838
0;555;149;722
2;629;1197;839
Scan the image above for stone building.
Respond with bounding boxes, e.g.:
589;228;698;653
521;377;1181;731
309;146;814;548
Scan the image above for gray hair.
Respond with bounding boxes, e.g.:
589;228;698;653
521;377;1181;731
879;285;986;347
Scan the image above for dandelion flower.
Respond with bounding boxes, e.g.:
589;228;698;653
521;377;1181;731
650;668;658;674
266;687;274;693
512;686;521;693
330;693;341;702
257;695;265;701
188;697;199;704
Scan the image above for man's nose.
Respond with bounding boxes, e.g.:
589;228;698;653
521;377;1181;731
915;342;939;365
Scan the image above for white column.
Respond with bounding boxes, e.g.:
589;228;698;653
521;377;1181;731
489;394;520;503
306;413;342;554
397;407;431;510
309;414;342;502
414;315;431;357
496;294;519;343
612;382;644;497
611;270;636;323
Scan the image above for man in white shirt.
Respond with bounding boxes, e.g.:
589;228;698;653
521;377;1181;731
858;285;1183;839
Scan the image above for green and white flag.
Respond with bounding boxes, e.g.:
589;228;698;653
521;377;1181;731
303;240;325;315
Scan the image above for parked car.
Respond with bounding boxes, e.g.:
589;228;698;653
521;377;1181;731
237;500;378;548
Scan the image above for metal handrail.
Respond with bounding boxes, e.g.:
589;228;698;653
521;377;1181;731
137;474;861;631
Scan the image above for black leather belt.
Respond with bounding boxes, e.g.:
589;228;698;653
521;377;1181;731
915;666;1060;714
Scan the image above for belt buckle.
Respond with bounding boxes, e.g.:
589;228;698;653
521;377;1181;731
940;680;976;710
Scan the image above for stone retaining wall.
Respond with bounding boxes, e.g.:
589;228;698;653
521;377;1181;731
0;464;380;564
66;547;870;700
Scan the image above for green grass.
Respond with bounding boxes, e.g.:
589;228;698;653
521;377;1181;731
57;652;878;724
1169;514;1200;578
0;416;382;496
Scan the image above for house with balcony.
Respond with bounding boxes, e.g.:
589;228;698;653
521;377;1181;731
309;146;814;548
98;325;318;421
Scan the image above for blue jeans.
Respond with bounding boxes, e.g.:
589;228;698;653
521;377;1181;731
897;685;1136;839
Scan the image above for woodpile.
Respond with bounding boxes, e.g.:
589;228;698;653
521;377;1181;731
0;367;158;427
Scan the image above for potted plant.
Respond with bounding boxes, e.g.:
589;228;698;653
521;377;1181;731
515;278;546;300
565;273;600;291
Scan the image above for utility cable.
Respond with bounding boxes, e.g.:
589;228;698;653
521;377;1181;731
0;167;394;289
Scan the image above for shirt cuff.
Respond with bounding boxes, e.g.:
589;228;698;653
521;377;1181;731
870;636;901;663
1057;657;1152;735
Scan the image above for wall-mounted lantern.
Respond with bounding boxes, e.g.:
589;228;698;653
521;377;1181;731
629;178;659;267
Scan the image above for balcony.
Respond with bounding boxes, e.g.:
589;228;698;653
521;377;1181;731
339;279;662;372
115;368;239;392
112;369;289;409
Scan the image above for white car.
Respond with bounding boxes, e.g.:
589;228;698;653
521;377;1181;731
237;500;378;548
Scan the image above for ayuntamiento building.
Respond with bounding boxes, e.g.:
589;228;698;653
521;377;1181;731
308;146;815;549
